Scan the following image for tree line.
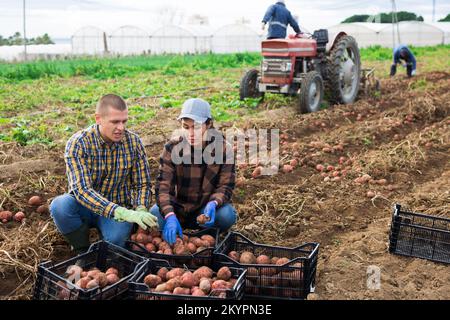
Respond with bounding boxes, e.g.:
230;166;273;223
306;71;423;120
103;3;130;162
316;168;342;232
0;32;54;46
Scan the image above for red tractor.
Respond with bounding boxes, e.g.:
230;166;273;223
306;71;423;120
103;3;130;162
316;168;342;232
240;30;362;113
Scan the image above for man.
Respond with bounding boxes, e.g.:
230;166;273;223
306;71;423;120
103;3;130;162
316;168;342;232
151;98;237;245
390;45;417;78
50;94;158;253
261;0;301;39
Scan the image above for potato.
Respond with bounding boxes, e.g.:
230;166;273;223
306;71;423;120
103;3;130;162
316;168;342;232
252;166;262;178
28;195;42;206
282;164;293;173
186;242;197;254
191;288;206;296
13;211;26;222
166;268;185;280
192;238;204;247
271;257;280;264
182;235;189;242
211;280;229;290
0;211;13;221
228;251;240;262
94;272;108;288
36;205;49;214
199;278;211;294
247;267;259;277
87;269;101;279
174;245;189;255
105;267;119;276
81;271;88;278
181;271;199;288
196;214;209;225
276;257;290;266
157;267;169;281
173;287;191;295
152;237;162;247
154;283;167;292
75;277;91;289
228;278;237;288
163;248;173;255
189;237;200;244
217;267;232;281
239;251;256;264
200;235;215;247
106;273;120;285
165;277;182;292
86;279;99;289
145;243;157;252
158;241;170;250
193;266;213;279
196;246;207;253
144;274;162;288
256;255;271;265
136;233;148;244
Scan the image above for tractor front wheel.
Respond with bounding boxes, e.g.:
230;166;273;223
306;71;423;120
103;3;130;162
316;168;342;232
299;71;324;113
239;69;263;100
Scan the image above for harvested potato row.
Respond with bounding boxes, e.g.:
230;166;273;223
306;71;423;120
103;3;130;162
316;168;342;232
130;228;216;255
143;266;236;298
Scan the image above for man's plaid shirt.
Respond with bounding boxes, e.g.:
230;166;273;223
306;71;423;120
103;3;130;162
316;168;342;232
65;124;152;218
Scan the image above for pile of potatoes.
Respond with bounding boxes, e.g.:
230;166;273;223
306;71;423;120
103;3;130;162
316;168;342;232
130;228;216;255
143;266;237;298
60;265;121;290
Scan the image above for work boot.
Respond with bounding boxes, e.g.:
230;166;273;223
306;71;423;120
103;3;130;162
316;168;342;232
62;222;91;256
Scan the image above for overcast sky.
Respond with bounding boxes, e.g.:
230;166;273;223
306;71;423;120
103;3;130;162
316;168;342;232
1;0;449;39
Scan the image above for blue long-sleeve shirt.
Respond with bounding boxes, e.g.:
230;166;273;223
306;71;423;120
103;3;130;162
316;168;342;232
393;45;416;70
262;2;300;39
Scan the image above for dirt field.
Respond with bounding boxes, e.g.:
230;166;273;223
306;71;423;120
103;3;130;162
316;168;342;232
0;70;449;300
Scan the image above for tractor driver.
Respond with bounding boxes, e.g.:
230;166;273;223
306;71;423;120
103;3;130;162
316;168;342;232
390;45;417;78
261;0;301;40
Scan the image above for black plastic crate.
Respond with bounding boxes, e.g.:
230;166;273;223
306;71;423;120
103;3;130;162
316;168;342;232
33;241;147;300
127;228;220;268
128;258;247;300
213;232;319;300
389;204;450;264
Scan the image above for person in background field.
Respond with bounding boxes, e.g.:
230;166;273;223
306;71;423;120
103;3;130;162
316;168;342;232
390;45;417;78
50;94;158;253
151;98;237;245
261;0;301;39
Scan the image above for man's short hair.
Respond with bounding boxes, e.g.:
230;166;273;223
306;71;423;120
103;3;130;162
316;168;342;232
96;94;127;115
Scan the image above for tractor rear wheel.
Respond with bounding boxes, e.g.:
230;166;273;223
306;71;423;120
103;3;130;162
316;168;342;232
327;35;361;105
299;71;324;113
239;69;263;100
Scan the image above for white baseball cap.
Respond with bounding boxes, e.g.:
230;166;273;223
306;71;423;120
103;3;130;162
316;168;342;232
177;98;212;123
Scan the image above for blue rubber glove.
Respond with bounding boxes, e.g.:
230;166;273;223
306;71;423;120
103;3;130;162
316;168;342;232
202;201;217;228
163;214;183;245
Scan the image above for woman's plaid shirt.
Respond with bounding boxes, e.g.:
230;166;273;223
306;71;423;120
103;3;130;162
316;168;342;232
155;131;235;218
64;124;152;218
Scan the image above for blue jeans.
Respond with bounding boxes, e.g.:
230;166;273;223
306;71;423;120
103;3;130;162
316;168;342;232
50;194;133;248
150;203;237;232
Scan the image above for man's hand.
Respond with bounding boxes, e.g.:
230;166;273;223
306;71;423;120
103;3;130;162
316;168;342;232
114;207;159;230
163;214;183;245
261;22;266;31
201;201;217;228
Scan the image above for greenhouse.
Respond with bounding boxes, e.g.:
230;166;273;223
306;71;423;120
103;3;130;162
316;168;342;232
430;22;450;44
109;25;151;55
328;22;446;48
71;26;107;55
211;24;262;54
150;25;211;54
